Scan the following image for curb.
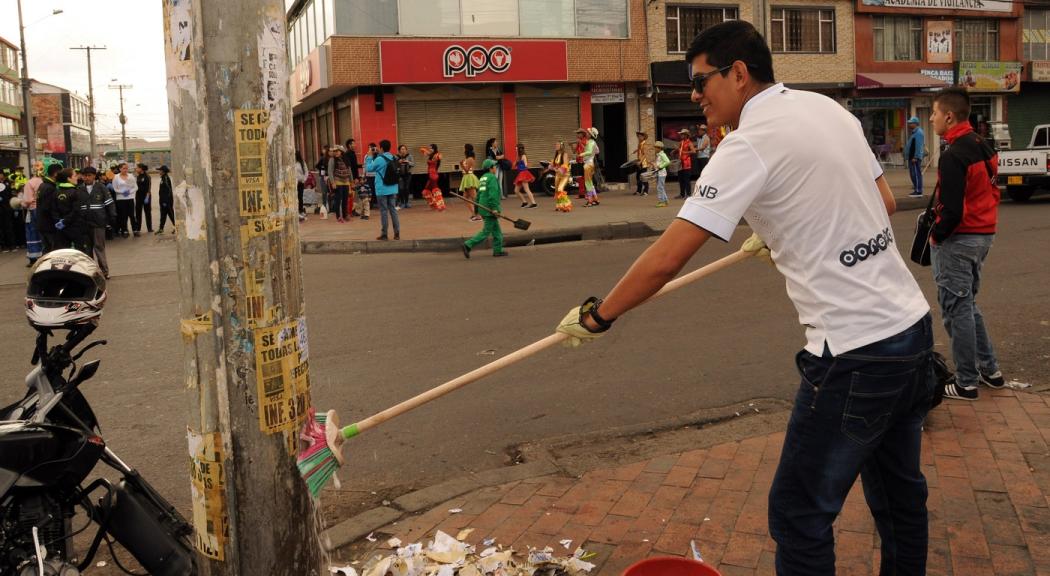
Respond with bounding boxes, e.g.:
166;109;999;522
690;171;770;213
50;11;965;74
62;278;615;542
321;460;559;552
301;196;929;255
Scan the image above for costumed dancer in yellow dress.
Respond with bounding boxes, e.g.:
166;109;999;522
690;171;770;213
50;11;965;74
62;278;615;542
459;143;481;221
551;141;572;212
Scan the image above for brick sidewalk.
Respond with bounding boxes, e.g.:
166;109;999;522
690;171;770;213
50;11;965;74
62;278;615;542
343;388;1050;575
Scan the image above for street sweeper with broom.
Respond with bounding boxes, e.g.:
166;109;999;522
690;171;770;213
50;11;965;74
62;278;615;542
554;20;935;575
462;159;509;259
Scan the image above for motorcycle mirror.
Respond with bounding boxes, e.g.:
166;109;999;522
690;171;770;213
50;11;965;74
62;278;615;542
69;360;101;388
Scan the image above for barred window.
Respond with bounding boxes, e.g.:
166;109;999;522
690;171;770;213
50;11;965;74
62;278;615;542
666;6;738;54
1025;9;1050;61
770;7;835;53
873;15;922;61
954;19;999;61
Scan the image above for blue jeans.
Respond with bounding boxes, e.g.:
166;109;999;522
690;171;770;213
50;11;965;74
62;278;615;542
931;234;998;388
908;159;923;193
769;314;936;575
377;194;399;237
656;173;667;203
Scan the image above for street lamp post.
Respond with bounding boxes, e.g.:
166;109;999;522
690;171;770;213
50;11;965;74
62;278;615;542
16;3;63;167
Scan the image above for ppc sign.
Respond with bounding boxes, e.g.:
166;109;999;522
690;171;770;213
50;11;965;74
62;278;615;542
380;40;567;84
443;45;512;78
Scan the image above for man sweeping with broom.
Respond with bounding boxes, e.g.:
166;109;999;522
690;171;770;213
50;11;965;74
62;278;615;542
462;159;509;259
556;21;935;574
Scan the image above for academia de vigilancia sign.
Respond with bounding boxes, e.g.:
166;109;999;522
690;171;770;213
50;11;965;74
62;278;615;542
860;0;1011;12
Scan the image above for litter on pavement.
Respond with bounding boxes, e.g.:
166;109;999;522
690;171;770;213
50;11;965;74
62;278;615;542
344;530;597;576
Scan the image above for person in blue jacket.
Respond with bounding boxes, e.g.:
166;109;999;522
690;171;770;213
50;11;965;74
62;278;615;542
365;139;400;240
906;116;925;197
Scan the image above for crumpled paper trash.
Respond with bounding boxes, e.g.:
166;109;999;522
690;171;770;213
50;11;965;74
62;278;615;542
354;530;596;575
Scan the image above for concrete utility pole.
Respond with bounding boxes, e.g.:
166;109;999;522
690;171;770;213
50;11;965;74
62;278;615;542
108;83;132;163
163;1;323;574
16;1;35;166
71;46;106;167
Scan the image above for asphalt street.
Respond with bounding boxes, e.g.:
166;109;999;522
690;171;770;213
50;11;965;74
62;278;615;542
1;198;1048;528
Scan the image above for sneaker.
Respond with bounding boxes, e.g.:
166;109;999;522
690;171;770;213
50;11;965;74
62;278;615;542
529;203;538;208
376;235;389;241
361;215;369;220
462;243;471;259
656;201;668;207
133;231;141;237
493;251;509;257
155;230;163;235
909;191;923;197
521;202;528;208
942;382;979;401
979;370;1005;389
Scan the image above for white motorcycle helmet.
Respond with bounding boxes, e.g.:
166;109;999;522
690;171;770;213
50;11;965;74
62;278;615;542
26;249;107;330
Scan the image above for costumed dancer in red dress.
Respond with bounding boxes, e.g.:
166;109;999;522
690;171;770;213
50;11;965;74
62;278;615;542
512;143;537;208
420;144;446;211
574;134;587;199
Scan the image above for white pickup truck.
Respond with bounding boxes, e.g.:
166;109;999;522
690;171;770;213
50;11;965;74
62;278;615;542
998;124;1050;202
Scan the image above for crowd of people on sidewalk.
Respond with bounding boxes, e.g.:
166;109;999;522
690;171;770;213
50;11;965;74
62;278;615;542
0;158;174;279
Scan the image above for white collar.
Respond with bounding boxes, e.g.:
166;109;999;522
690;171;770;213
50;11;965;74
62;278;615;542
740;83;787;126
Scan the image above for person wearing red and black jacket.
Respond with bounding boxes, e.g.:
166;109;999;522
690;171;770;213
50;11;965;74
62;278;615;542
929;87;1003;402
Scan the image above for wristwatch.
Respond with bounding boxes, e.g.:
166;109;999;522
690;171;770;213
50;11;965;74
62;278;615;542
580;296;615;333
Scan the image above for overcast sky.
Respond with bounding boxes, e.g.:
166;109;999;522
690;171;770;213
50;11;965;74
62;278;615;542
1;1;170;142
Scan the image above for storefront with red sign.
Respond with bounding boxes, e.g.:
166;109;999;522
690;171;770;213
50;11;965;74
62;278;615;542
289;0;650;190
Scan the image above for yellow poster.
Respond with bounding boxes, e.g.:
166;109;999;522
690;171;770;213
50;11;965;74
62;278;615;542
254;319;311;434
188;430;227;560
235;109;271;216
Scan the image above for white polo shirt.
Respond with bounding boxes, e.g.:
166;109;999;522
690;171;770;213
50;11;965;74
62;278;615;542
677;84;929;356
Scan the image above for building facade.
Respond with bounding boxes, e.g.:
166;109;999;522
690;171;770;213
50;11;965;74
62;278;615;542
0;36;23;170
1007;1;1050;150
852;0;1023;164
645;0;856;149
31;81;92;169
288;0;650;185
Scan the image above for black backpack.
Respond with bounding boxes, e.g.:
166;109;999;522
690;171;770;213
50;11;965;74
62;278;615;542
380;153;399;187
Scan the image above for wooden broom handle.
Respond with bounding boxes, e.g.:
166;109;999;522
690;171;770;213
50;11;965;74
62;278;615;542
352;249;753;435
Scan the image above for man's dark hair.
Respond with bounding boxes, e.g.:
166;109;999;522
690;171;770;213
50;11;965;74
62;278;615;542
56;167;74;182
379;139;391;152
934;87;970;122
345;138;354;148
685;20;775;84
46;163;62;177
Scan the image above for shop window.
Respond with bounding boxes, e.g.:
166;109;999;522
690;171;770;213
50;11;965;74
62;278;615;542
954;19;998;61
1024;8;1050;60
666;6;738;54
576;0;628;38
400;0;462;35
461;0;518;35
873;15;922;61
770;7;835;53
333;0;398;35
520;0;574;36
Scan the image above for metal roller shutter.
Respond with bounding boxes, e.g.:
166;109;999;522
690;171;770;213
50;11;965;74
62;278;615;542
397;100;502;174
516;98;580;163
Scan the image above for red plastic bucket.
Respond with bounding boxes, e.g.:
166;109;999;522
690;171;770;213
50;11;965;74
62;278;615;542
622;557;722;576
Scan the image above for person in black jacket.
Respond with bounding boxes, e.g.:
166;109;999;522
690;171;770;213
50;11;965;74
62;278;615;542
49;168;88;253
133;163;153;236
35;163;62;253
156;165;175;234
345;139;361;180
78;166;116;277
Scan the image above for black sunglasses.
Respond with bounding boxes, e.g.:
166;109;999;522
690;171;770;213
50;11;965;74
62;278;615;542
689;63;755;93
